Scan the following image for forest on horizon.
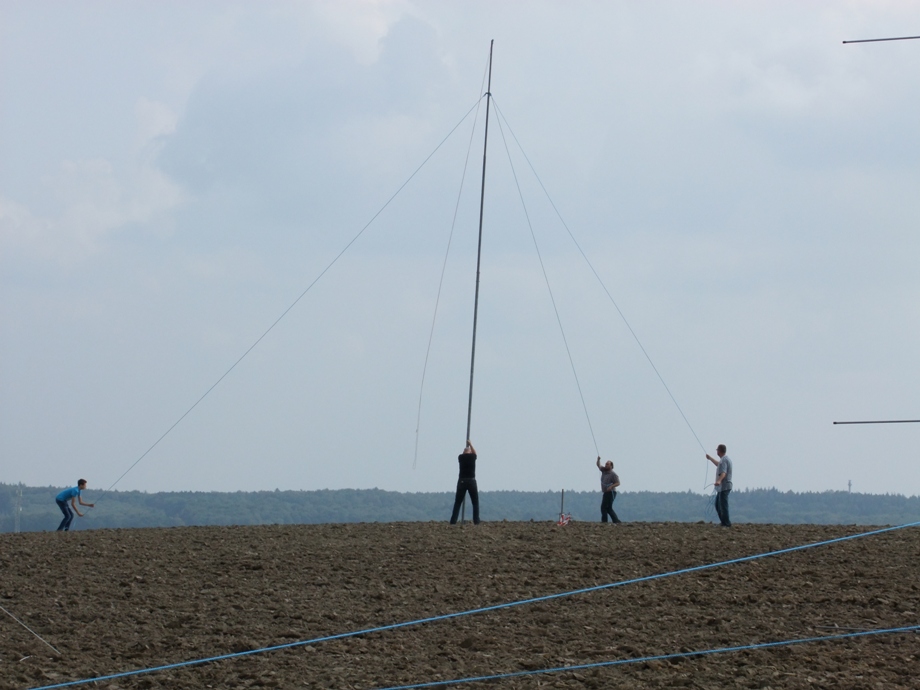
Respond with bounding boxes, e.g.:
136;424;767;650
2;483;918;533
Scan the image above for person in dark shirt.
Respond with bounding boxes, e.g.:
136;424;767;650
449;440;480;525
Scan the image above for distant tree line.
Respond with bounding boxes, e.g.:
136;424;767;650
1;483;918;533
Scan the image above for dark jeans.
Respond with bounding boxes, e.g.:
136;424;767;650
715;489;731;526
601;490;620;523
450;478;480;524
56;499;74;531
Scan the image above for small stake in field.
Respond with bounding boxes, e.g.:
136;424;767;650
557;489;571;526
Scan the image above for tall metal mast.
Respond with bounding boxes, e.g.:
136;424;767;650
465;40;494;442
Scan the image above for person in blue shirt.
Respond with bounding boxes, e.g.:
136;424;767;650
55;479;94;531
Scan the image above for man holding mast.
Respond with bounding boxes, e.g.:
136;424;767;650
449;440;480;525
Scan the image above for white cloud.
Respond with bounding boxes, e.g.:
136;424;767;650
0;101;186;264
135;98;179;146
310;0;409;64
0;196;51;256
0;158;184;264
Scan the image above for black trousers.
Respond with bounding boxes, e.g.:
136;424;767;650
601;490;620;523
450;478;480;524
715;489;731;526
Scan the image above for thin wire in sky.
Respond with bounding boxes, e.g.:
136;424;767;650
413;58;491;470
97;100;483;499
492;106;600;457
490;99;711;488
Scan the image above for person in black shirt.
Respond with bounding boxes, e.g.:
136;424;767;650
449;440;480;524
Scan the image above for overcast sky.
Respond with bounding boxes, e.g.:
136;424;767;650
2;1;919;501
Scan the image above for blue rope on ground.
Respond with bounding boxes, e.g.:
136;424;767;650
29;521;920;690
373;624;920;690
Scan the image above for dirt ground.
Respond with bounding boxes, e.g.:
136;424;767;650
0;521;918;690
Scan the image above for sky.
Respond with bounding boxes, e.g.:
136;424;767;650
1;1;919;499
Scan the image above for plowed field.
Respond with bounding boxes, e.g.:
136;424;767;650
1;522;918;689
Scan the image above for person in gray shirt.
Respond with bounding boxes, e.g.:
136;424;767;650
705;444;733;527
596;456;621;523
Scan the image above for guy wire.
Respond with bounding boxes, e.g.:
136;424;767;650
491;99;710;486
0;603;62;656
493;109;599;456
97;99;484;500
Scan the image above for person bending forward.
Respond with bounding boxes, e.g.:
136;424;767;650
55;479;94;531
